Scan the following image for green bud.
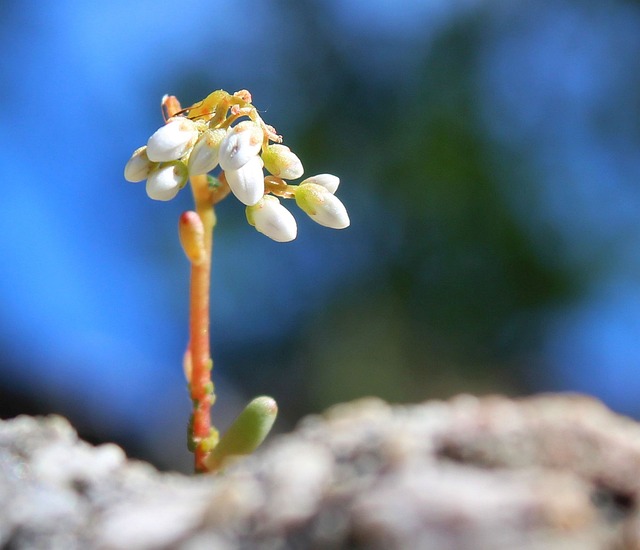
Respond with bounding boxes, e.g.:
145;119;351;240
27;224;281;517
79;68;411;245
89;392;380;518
262;144;304;180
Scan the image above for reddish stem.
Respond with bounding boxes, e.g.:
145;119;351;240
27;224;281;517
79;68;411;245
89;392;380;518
189;174;217;473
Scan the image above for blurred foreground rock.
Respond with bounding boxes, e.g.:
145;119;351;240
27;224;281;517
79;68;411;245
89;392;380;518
2;394;640;549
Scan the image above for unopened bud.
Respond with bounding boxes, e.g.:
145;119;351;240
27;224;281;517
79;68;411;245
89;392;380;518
301;173;340;194
146;161;188;201
224;156;265;206
188;128;226;175
161;95;182;119
146;117;199;162
246;196;297;242
262;144;304;180
218;121;263;171
124;146;155;182
178;211;206;264
295;183;350;229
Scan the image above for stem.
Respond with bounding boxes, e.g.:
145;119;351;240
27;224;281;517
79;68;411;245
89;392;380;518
188;173;218;473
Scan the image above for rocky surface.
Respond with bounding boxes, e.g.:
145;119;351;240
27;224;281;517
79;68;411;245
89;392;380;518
2;394;640;549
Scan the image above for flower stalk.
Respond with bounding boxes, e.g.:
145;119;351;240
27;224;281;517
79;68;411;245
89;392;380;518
187;174;217;472
125;88;349;473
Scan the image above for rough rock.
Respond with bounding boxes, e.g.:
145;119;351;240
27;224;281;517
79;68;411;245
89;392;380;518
2;394;640;549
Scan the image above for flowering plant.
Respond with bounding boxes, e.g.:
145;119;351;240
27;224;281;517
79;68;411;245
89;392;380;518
125;90;349;473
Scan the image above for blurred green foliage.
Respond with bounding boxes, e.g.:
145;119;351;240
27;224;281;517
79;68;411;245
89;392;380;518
220;2;585;421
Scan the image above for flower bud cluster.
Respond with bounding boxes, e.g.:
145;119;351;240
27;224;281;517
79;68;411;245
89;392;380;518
125;90;350;241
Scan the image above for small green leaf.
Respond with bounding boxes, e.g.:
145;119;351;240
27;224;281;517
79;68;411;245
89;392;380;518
204;396;277;472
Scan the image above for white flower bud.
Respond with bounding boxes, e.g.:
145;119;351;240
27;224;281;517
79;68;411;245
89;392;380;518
146;117;199;162
262;144;304;180
301;173;340;194
218;121;264;171
295;183;350;229
246;196;297;242
188;128;226;175
146;162;188;201
124;146;155;182
224;156;265;206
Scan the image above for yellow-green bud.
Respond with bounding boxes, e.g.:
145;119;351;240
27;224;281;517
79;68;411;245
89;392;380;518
262;144;304;180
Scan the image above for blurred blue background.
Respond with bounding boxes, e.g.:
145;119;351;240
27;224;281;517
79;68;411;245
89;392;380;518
2;0;640;471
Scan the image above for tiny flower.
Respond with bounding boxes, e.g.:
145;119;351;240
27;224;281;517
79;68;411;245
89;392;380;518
295;183;350;229
262;144;304;180
300;174;340;194
124;146;155;182
146;161;188;201
224;156;265;206
246;196;297;242
188;128;226;175
218;121;264;171
146;117;199;162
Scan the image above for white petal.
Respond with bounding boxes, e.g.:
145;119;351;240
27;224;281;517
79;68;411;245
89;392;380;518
225;156;265;206
262;144;304;180
188;128;226;175
301;174;340;194
218;121;263;171
146;162;188;201
295;183;350;229
311;193;350;229
146;118;198;162
124;146;154;182
247;196;297;242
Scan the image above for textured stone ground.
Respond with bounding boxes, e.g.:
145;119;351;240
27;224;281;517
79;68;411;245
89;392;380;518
2;394;640;549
